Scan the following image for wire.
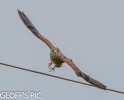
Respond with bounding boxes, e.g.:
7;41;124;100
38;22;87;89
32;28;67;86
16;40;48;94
0;62;123;94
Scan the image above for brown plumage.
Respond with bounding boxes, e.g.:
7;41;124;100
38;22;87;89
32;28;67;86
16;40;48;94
17;9;107;90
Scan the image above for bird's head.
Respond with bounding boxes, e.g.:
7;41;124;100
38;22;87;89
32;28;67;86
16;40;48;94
50;47;62;57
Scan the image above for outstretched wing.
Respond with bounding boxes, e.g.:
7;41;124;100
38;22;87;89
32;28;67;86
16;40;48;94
17;10;54;50
61;55;107;90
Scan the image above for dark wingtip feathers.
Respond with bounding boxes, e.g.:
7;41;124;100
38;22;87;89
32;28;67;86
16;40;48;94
75;71;107;90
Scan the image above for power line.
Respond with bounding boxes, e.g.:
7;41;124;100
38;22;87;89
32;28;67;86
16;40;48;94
0;62;123;95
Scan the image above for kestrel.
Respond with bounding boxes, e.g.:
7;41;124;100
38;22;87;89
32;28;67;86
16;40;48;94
17;10;107;90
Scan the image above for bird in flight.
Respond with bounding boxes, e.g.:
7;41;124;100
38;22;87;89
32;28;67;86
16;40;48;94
17;9;107;90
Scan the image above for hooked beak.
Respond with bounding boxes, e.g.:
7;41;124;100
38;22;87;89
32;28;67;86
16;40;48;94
54;50;57;53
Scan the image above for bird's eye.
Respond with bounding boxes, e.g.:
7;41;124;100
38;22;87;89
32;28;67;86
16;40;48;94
57;49;59;52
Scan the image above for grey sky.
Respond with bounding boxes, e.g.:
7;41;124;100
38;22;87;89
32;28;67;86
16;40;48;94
0;0;123;100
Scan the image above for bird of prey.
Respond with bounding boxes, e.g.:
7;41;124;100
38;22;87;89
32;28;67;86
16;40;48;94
17;9;107;90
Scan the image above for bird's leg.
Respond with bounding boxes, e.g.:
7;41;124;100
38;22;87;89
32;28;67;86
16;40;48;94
49;66;56;72
48;62;52;68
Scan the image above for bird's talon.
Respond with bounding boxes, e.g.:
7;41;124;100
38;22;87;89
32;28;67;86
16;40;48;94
48;62;52;68
49;67;55;72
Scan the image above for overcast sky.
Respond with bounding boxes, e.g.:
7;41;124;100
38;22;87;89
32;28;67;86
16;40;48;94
0;0;124;100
